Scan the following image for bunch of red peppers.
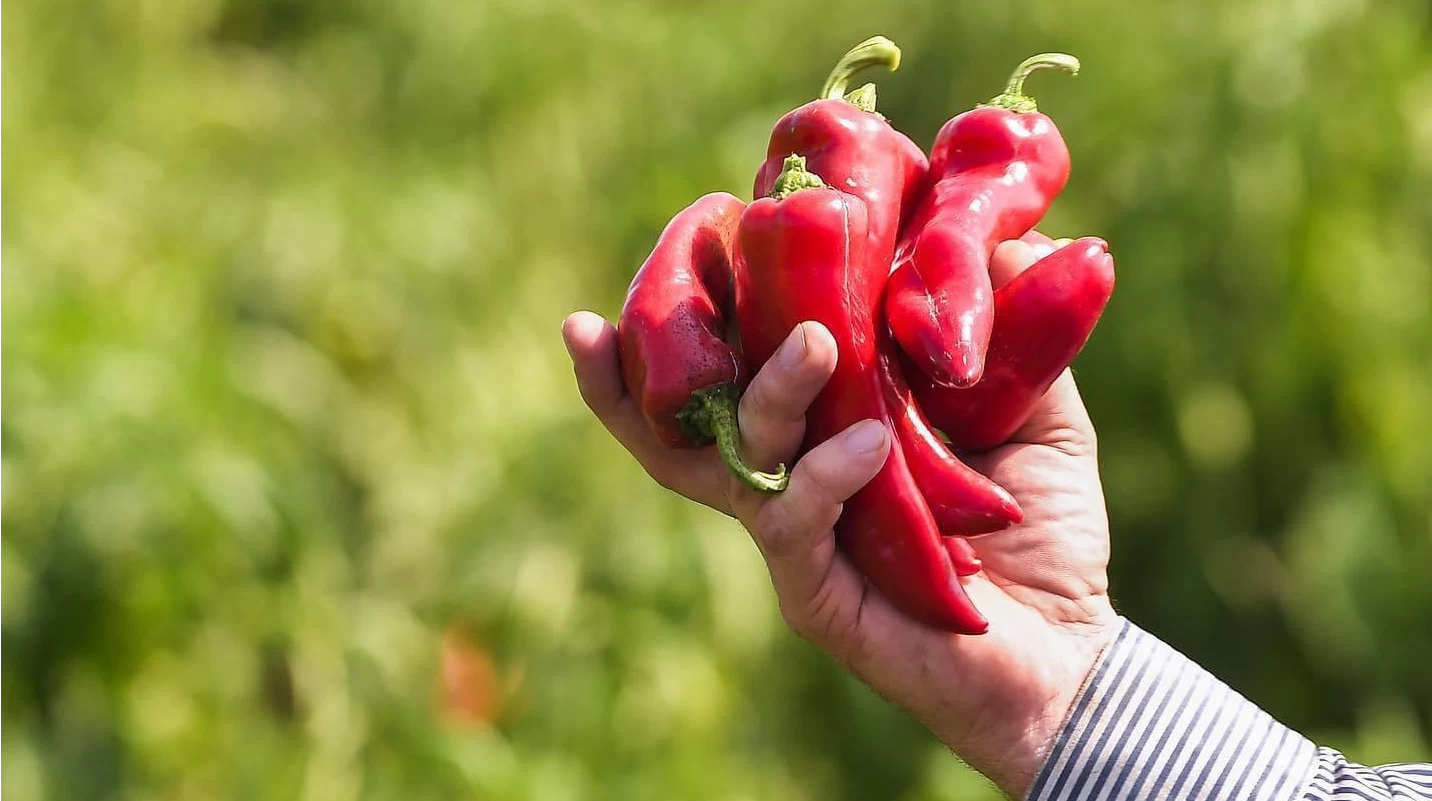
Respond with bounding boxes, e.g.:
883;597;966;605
615;37;1116;634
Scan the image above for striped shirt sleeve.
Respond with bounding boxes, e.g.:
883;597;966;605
1025;618;1432;801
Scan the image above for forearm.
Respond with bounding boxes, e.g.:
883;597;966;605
1025;618;1432;800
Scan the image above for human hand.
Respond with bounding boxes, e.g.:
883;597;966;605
562;238;1118;798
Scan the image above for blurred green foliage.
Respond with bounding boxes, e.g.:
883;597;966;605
4;0;1431;798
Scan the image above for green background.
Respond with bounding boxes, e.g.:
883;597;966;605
5;0;1431;798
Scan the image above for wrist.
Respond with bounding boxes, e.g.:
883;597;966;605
933;606;1121;798
1003;618;1121;797
1022;618;1319;801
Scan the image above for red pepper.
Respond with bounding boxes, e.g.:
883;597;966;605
911;237;1115;452
753;37;928;260
617;192;789;492
737;156;987;634
886;53;1081;388
754;37;1021;540
945;536;982;578
881;342;1019;536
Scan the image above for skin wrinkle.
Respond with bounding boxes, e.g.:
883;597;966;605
821;579;879;676
793;572;842;637
926;621;1071;790
805;579;865;662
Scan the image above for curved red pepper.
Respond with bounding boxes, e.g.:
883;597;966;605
617;192;789;492
880;343;1020;536
754;38;1020;541
737;157;987;634
886;54;1080;388
912;237;1116;452
945;536;982;578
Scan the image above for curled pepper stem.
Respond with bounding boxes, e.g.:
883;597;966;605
679;383;789;493
982;52;1080;113
770;154;826;200
819;35;902;112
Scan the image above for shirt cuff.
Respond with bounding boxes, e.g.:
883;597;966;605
1027;618;1319;801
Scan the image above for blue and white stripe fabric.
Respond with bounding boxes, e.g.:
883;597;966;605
1300;748;1432;800
1027;618;1432;800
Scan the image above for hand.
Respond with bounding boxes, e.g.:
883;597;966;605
562;238;1118;799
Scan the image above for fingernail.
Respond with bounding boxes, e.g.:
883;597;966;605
777;323;808;369
844;419;888;455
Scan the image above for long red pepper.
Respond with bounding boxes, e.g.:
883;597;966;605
753;36;928;258
883;343;986;575
754;37;1021;541
886;53;1080;388
617;192;788;492
880;343;1018;534
737;156;987;633
911;237;1116;452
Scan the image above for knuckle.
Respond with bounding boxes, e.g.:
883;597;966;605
810;498;843;534
742;377;803;428
755;495;841;563
753;505;801;560
780;582;864;657
779;601;819;642
740;381;779;424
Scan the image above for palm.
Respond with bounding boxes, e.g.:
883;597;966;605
964;378;1112;623
565;239;1119;797
778;370;1115;798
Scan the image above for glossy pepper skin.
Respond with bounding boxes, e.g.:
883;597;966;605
753;37;928;259
886;54;1081;388
737;157;987;634
880;342;1020;537
754;38;1020;541
617;192;788;492
912;237;1115;452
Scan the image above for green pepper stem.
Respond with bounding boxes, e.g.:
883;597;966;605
842;83;878;113
679;383;789;493
982;53;1080;113
819;36;902;112
770;154;826;200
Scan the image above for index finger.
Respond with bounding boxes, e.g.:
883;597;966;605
562;311;727;507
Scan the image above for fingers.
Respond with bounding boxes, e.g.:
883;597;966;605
563;311;628;414
990;240;1041;289
981;237;1101;458
562;311;726;506
991;234;1097;454
749;419;889;606
993;235;1076;289
562;312;656;452
737;321;839;472
1018;228;1056;257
